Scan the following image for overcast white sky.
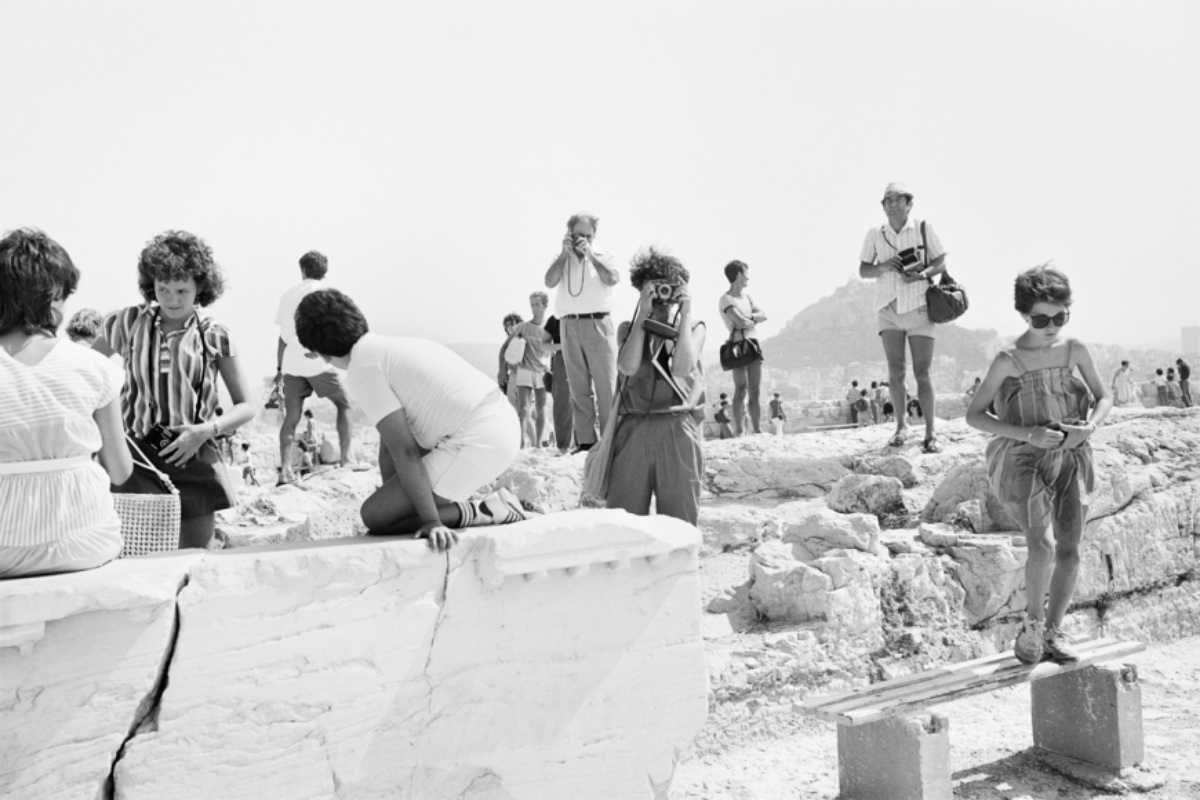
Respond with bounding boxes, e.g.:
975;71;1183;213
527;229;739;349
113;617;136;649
3;0;1197;380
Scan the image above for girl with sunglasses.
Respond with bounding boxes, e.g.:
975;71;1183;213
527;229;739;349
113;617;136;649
965;264;1111;664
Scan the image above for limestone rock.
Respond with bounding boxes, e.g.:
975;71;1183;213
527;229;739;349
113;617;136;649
698;504;773;550
921;459;1020;533
777;504;882;561
947;535;1027;624
478;449;585;513
852;454;918;487
918;522;960;548
827;474;905;517
703;436;853;499
284;506;367;542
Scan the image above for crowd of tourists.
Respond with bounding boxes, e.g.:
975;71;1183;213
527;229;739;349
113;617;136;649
0;184;1193;669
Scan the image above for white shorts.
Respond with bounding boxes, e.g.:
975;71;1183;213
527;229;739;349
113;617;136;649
515;368;543;389
877;301;937;339
424;390;520;501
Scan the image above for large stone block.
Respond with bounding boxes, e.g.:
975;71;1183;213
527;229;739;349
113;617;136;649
0;553;202;800
111;510;706;800
828;474;905;517
837;714;951;800
779;504;883;561
1032;663;1144;769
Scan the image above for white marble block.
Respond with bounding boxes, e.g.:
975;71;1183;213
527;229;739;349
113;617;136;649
109;510;705;799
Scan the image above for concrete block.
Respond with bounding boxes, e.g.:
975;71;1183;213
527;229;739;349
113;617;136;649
1031;663;1143;769
837;714;951;800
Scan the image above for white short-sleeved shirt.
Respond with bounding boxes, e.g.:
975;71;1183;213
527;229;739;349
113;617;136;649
719;292;760;339
345;333;497;450
0;341;123;547
276;279;335;378
859;217;946;314
553;251;616;316
513;320;549;374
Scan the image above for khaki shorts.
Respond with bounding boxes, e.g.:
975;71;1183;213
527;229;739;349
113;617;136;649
877;301;936;339
283;371;350;405
515;368;544;390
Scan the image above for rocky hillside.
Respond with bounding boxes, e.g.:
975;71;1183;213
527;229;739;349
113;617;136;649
759;279;998;371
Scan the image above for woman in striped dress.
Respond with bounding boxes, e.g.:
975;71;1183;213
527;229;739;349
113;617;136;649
95;231;255;550
0;229;133;578
966;265;1111;665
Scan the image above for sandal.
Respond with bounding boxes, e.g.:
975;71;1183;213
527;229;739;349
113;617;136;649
922;436;943;454
887;430;908;448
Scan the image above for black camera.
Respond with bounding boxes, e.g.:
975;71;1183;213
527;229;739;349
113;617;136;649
146;423;178;454
649;281;681;305
897;247;923;269
642;318;678;340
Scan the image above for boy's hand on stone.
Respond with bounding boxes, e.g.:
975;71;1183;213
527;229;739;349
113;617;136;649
416;521;458;552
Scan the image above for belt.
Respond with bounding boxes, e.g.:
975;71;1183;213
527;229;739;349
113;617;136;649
0;454;93;475
563;312;609;320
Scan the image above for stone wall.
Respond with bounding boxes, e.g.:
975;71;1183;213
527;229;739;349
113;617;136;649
0;511;707;800
702;392;971;438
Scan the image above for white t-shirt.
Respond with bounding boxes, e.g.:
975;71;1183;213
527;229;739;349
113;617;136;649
345;333;496;449
719;292;760;339
553;250;616;316
276;279;334;378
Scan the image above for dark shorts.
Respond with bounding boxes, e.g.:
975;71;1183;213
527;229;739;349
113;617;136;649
283;371;349;405
114;438;236;519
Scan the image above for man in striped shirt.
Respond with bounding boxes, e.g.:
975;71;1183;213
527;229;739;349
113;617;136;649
858;182;947;453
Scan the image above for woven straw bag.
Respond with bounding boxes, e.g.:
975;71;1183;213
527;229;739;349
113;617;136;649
114;438;181;558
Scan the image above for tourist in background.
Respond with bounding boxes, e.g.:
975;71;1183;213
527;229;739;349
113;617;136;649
274;250;359;484
96;230;254;550
965;264;1110;664
65;308;103;346
859;182;947;453
606;249;706;524
719;259;767;435
1176;358;1192;407
237;441;260;487
1111;360;1136;406
543;313;573;454
498;312;523;410
845;379;860;425
511;291;553;448
544;212;619;452
769;392;787;436
296;288;529;551
868;381;882;424
1166;368;1182;407
855;389;870;428
1154;368;1168;406
0;228;133;578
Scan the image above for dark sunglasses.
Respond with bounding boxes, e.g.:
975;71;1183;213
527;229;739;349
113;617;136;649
1028;310;1070;329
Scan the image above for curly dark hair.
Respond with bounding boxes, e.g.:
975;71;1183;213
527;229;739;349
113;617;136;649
1013;263;1072;313
299;250;328;280
0;228;79;336
629;247;689;290
137;230;225;307
296;288;369;358
723;260;747;284
502;312;523;327
66;308;103;342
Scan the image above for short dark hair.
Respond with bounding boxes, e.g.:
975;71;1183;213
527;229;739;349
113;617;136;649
629;247;689;290
299;250;328;280
723;260;747;284
0;228;79;336
1122;360;1130;367
295;288;369;358
304;409;313;418
66;308;102;342
503;312;523;327
137;230;225;307
1156;368;1163;375
1013;263;1072;314
870;381;878;389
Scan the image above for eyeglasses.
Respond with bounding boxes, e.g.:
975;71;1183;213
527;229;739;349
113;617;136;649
1028;310;1070;329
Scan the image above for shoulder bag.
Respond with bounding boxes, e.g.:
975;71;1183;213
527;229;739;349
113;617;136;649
719;328;762;371
920;221;969;324
114;437;182;557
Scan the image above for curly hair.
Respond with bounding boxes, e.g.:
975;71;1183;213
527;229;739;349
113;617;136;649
567;212;599;234
299;250;328;280
502;312;523;327
137;230;225;307
723;260;747;284
0;228;79;336
296;288;369;358
66;308;103;342
1013;263;1072;313
629;247;689;291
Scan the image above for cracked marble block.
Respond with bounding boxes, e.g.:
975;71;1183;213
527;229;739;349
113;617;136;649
115;510;707;800
0;552;201;800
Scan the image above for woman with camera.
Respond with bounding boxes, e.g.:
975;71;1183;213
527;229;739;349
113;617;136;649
604;248;706;525
0;229;133;578
95;231;255;550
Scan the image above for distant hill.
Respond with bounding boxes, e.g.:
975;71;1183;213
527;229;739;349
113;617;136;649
759;279;998;372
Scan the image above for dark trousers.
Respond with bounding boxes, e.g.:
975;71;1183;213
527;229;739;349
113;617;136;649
550;350;574;450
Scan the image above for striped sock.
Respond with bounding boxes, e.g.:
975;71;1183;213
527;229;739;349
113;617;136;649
455;499;492;528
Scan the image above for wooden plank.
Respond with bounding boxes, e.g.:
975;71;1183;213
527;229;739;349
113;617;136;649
815;638;1136;721
797;639;1145;726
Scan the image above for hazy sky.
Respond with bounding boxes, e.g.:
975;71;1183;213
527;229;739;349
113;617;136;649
4;1;1197;381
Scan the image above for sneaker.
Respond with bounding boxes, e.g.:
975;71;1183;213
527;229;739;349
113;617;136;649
1014;616;1045;664
480;487;537;525
1043;624;1080;663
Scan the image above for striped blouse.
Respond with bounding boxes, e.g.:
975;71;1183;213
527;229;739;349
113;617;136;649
859;217;946;314
102;305;236;439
